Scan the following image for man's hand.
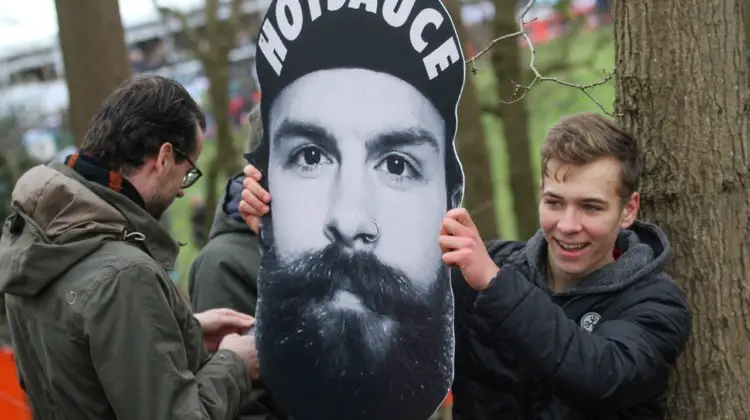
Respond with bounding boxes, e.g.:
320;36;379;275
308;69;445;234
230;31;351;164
219;333;261;380
194;308;254;352
239;164;271;231
439;208;500;291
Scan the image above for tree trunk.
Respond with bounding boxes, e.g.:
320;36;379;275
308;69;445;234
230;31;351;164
55;0;132;145
745;0;750;80
614;1;750;418
490;0;539;240
445;0;499;238
202;60;240;239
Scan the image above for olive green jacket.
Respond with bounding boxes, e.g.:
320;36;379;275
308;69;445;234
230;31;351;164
0;162;251;420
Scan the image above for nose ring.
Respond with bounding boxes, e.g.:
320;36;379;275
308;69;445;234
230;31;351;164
364;220;380;243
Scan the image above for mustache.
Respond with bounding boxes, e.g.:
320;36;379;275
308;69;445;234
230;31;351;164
260;243;434;319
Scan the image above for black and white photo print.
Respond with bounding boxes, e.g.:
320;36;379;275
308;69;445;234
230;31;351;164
249;0;465;418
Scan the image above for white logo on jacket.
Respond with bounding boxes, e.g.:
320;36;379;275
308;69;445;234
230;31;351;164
580;312;601;333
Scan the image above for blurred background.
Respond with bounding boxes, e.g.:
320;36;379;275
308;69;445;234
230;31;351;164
0;0;615;288
0;0;614;417
2;0;748;418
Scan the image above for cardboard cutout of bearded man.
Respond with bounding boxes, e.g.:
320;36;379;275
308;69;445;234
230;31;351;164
248;0;465;417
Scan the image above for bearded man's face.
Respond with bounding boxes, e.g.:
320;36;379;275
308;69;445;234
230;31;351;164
253;69;455;420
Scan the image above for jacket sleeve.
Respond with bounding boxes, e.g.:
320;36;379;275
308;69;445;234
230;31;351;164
83;264;251;420
472;265;691;411
188;241;259;316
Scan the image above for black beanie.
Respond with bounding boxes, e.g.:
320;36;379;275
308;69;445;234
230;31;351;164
252;0;466;207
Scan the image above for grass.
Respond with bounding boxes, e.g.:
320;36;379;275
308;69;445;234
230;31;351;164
168;26;617;289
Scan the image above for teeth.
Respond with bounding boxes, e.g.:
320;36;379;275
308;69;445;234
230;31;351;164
557;240;587;251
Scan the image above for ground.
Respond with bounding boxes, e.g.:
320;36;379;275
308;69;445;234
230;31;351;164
168;27;617;291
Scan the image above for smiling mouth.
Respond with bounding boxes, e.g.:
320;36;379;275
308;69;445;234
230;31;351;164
555;238;590;252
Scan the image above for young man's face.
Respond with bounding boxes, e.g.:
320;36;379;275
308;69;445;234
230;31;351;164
539;156;639;279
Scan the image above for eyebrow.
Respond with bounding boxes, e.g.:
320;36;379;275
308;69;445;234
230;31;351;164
365;128;441;157
273;119;341;161
542;192;608;206
272;118;441;160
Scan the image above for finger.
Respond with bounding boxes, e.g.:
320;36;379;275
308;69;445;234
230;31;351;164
441;216;474;237
438;235;474;253
216;308;254;320
239;211;259;232
242;177;271;203
439;219;449;236
241;189;269;215
218;325;249;337
248;216;260;233
442;249;471;267
238;202;263;229
446;208;476;229
244;164;263;181
238;202;264;226
217;314;254;329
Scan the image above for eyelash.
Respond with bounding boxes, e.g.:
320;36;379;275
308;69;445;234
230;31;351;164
375;152;423;183
543;200;602;212
286;145;424;183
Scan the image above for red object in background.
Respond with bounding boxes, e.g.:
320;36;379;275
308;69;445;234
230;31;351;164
0;347;31;420
442;389;453;408
228;97;244;115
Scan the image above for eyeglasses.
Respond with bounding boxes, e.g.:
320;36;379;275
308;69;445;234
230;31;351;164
174;147;202;189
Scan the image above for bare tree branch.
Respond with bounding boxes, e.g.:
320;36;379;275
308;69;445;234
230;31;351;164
151;0;210;61
466;0;619;116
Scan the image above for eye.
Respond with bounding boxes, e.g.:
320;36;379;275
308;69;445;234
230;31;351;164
287;145;333;177
543;199;563;210
583;204;603;212
375;154;422;184
300;148;322;165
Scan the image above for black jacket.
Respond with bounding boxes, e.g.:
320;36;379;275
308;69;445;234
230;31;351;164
188;174;288;420
451;221;692;419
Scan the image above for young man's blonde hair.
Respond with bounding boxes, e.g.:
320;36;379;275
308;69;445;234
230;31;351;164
540;113;643;203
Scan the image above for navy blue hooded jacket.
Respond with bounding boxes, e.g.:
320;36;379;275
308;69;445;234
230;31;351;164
451;221;692;419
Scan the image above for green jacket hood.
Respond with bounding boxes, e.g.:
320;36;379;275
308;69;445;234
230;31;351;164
0;162;179;297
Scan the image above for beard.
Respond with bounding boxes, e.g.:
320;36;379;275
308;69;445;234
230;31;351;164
146;190;174;221
255;239;454;420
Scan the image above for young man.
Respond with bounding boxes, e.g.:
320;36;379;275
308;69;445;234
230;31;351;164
0;75;259;420
240;113;692;418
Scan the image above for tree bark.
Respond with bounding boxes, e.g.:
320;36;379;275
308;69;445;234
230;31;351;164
445;0;499;238
490;0;539;240
745;0;750;80
614;0;750;418
55;0;132;145
203;63;239;238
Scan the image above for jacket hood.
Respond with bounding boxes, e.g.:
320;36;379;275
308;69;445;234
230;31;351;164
208;173;256;239
521;220;671;295
0;163;179;297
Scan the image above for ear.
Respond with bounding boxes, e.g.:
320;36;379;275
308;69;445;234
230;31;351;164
155;142;174;175
620;191;640;228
